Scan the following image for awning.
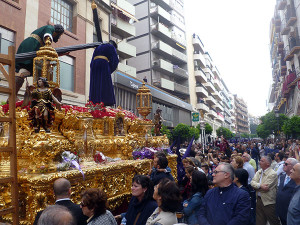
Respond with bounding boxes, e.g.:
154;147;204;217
111;3;139;22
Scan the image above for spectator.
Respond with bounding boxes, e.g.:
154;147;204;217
276;158;298;225
251;156;280;225
250;143;259;167
274;152;285;176
201;164;213;182
146;178;182;225
242;153;255;184
234;169;256;225
80;188;117;225
231;156;243;169
198;163;251;225
150;155;174;185
183;170;208;225
180;165;195;201
287;162;300;224
115;175;157;225
33;178;87;225
37;205;74;225
149;152;171;181
269;153;277;170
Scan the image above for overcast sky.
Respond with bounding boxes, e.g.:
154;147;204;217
184;0;275;117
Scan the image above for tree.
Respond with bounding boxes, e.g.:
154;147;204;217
216;127;233;140
196;123;213;135
189;126;200;140
172;123;192;142
282;116;300;138
160;125;172;140
256;111;289;138
256;124;269;139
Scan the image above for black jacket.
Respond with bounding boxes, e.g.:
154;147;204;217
33;199;88;225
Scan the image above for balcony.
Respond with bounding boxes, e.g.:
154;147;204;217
151;23;172;41
204;80;215;92
196;86;208;98
212;91;222;101
169;0;184;15
281;20;290;35
117;63;136;77
284;36;300;61
205;96;216;106
160;78;174;91
172;48;187;63
215;102;223;111
151;0;172;11
275;16;281;33
277;0;287;10
117;41;136;59
171;32;186;47
193;34;205;54
216;112;224;123
150;6;172;26
152;40;173;57
194;67;207;83
224;107;231;117
174;83;189;95
152;59;173;75
113;0;135;15
214;79;222;91
111;15;135;38
286;6;297;27
173;66;188;79
203;67;213;77
193;52;206;68
207;109;217;119
170;13;185;31
196;102;209;113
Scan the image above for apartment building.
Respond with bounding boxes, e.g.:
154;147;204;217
187;33;235;137
124;0;192;127
234;95;250;134
268;0;300;116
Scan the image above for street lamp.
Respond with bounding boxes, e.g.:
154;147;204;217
275;110;279;137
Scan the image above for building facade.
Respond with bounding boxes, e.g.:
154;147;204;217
187;33;235;137
0;0;192;126
268;0;300;116
234;94;250;134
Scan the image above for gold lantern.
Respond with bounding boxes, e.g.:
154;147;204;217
33;37;60;88
136;81;152;119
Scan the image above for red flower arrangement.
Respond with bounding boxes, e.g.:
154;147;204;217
1;100;30;114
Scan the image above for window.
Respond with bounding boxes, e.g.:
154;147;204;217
56;56;74;91
0;27;14;73
51;0;73;32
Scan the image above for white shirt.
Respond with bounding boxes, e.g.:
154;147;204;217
243;162;255;184
275;161;285;176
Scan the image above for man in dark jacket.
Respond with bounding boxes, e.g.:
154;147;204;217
150;156;174;185
276;158;298;225
198;162;251;225
33;178;87;225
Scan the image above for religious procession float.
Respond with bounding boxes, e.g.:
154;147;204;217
0;27;176;225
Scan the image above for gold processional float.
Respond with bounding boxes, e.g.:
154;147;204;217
0;39;176;224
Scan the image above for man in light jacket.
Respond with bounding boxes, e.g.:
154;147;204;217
251;156;280;225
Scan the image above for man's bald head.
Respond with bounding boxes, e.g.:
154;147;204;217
53;178;71;198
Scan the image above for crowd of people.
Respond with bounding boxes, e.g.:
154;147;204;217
34;137;300;225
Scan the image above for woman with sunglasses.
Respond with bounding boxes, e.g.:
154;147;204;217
80;188;117;225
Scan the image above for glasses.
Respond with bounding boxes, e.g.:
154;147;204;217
284;162;291;166
213;170;227;175
80;202;87;207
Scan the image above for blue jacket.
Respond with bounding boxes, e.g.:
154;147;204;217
183;192;203;225
287;185;300;225
276;174;297;225
198;183;251;225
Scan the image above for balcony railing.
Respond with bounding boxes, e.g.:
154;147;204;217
173;65;188;79
174;83;189;95
277;0;287;10
285;5;297;26
281;20;290;35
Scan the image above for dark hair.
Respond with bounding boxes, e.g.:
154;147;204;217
154;151;166;158
201;164;209;171
38;77;49;87
191;170;209;196
277;152;284;161
132;175;154;201
268;153;275;160
157;156;168;169
185;165;195;175
157;178;182;213
109;40;118;49
81;188;108;216
234;169;249;187
54;24;65;34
